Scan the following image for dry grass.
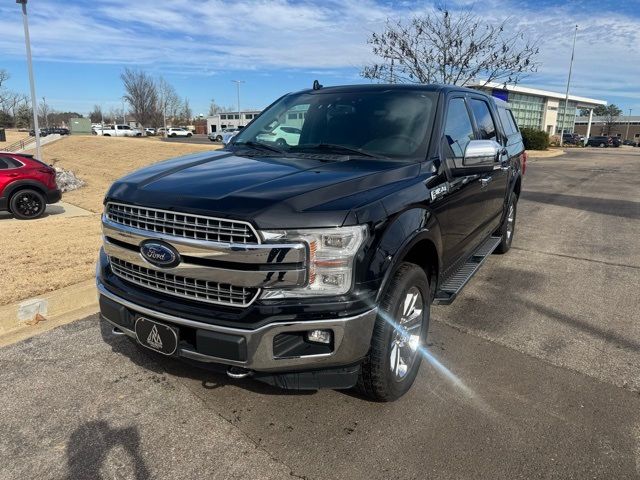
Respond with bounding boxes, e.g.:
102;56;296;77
0;136;219;306
31;135;217;212
0;216;102;306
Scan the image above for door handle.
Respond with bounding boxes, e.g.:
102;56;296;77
8;173;19;177
500;165;511;172
480;177;492;187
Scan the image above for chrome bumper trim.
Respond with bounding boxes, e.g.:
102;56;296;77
98;280;377;372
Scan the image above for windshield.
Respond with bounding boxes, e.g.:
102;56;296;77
230;89;437;160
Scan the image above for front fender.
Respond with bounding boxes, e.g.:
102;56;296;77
361;208;443;303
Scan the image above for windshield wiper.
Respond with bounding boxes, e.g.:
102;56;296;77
231;141;285;154
289;143;380;158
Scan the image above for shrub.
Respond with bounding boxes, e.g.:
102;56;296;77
521;127;550;150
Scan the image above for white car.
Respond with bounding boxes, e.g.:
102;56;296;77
256;125;301;147
144;128;156;136
94;124;143;137
166;127;192;138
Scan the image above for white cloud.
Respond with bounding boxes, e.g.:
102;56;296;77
1;0;639;107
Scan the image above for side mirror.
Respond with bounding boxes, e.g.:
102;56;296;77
463;140;501;167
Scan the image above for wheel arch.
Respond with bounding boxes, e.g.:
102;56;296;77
370;208;443;304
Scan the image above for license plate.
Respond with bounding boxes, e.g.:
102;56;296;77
135;317;178;355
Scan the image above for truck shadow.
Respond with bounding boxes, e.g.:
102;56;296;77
522;191;640;220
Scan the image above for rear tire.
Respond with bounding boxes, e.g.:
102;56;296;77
9;189;46;220
494;192;518;254
357;262;430;402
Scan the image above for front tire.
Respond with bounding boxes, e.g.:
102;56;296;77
187;133;192;137
357;262;430;401
494;192;518;254
10;189;46;220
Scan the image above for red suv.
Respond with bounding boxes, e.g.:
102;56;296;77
0;152;61;219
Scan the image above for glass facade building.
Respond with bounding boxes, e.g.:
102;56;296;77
507;93;546;129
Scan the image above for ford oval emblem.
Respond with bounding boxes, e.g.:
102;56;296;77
140;241;180;268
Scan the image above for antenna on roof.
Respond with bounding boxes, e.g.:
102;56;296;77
313;80;323;90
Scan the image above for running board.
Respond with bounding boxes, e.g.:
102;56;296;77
433;236;502;305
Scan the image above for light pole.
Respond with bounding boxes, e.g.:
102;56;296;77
231;80;244;127
625;108;632;140
121;97;127;125
559;25;578;147
17;0;41;160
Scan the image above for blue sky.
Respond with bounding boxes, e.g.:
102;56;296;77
2;0;640;116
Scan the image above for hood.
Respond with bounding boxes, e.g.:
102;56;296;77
106;150;421;228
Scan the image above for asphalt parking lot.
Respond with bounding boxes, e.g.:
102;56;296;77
1;148;639;479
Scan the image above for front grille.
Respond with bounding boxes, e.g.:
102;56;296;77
106;202;259;244
110;257;259;307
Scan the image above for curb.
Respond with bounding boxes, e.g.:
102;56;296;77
0;278;98;347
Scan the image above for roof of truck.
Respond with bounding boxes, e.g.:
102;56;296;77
294;83;488;96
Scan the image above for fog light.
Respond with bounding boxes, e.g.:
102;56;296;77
306;329;332;344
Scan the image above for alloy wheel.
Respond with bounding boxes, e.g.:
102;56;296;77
15;192;43;218
390;287;423;380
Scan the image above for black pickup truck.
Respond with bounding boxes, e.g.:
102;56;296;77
98;84;525;401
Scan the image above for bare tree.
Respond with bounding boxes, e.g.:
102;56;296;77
156;77;181;127
121;68;158;127
89;105;104;123
38;97;52;128
362;7;539;86
207;98;233;116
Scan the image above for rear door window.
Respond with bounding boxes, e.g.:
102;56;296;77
0;157;22;169
469;99;497;141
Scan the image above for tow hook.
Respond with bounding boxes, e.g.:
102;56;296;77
112;327;125;336
226;366;253;379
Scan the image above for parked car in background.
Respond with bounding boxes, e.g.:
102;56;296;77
610;137;622;147
622;139;637;146
562;133;581;145
166;127;193;138
256;125;302;147
94;124;143;137
208;127;241;142
29;128;49;137
144;128;156;136
0;152;61;220
586;136;613;147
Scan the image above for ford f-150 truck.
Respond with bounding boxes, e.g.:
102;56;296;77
97;84;525;401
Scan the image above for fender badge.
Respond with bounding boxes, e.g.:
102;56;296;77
430;183;449;201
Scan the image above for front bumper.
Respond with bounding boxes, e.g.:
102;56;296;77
98;279;377;373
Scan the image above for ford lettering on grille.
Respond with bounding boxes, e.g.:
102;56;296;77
140;241;180;268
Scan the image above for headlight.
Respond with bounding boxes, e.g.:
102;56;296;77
260;225;367;299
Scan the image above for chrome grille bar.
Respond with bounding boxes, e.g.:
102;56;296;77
110;257;259;307
106;202;259;244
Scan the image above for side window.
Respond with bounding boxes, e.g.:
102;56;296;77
498;108;515;135
0;157;10;169
470;99;497;141
443;98;475;160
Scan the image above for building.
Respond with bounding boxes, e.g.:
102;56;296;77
472;81;606;135
206;110;262;133
574;116;640;141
